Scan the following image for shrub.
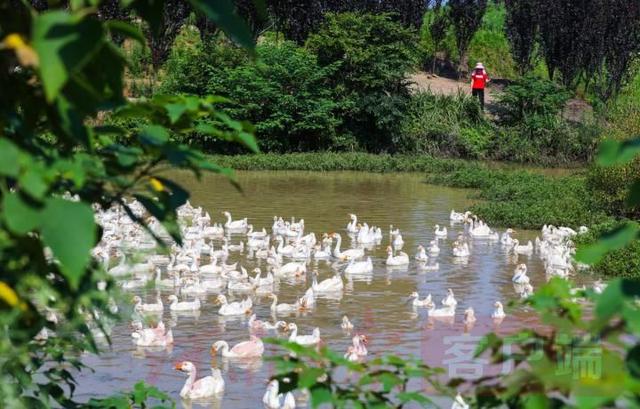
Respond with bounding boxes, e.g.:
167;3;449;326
498;74;572;123
306;12;418;151
574;221;640;278
397;91;494;158
206;40;340;152
427;167;609;229
587;158;640;220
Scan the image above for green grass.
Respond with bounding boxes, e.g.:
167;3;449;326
574;221;640;278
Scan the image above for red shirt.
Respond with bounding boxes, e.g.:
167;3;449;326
471;71;489;89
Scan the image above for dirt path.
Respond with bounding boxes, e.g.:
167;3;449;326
408;71;499;104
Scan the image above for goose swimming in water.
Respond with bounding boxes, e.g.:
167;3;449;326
175;361;225;400
410;292;432;307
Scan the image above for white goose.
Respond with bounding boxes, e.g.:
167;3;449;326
427;303;455;317
269;294;300;314
168;295;201;311
288;323;321;346
312;272;344;293
133;295;163;313
331;233;364;261
463;307;477;324
341;315;354;331
175;362;224;399
344;257;373;275
441;289;458;307
275;261;306;276
452;242;470;258
428;240;440;255
492;301;506;319
216;295;252;316
263;380;296;409
415;245;428;262
512;239;534;255
450;210;469;222
451;393;470;409
434;224;448;238
385;246;409;266
248;314;288;332
512;263;530;284
346;214;359;234
222;211;247;231
210;336;264;358
410;292;432;307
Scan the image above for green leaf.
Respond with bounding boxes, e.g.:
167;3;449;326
20;170;48;200
575;222;640;264
309;385;333;408
188;0;255;51
106;20;145;45
597;138;640;166
0;139;20;177
2;193;42;234
165;102;188;124
139;125;169;146
298;367;325;389
32;11;104;102
41;198;96;289
594;279;624;325
397;391;432;407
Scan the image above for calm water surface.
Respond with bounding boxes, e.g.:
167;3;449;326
77;171;598;408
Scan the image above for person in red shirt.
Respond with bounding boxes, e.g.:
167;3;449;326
471;62;489;111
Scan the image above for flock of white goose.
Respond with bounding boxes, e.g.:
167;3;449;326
92;201;605;408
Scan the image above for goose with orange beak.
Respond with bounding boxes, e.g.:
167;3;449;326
174;361;224;399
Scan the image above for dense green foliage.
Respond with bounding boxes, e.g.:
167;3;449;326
427;167;608;229
575;222;640;278
397;92;494;158
306;12;418;151
0;0;256;407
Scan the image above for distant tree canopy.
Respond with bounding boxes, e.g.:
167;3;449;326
503;0;640;99
448;0;488;77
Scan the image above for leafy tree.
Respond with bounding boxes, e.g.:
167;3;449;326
503;0;537;75
448;0;488;77
429;8;450;73
266;0;428;44
146;0;192;69
0;0;256;406
306;12;417;151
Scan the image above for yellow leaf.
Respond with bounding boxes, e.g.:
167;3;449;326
0;281;26;311
2;33;39;68
149;177;164;192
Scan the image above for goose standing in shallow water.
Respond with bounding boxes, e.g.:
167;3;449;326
175;361;224;399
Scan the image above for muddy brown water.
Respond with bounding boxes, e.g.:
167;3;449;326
76;171;598;408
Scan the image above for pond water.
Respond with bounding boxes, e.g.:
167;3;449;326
76;171;598;408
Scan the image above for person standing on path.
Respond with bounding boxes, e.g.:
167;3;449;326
471;62;489;111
